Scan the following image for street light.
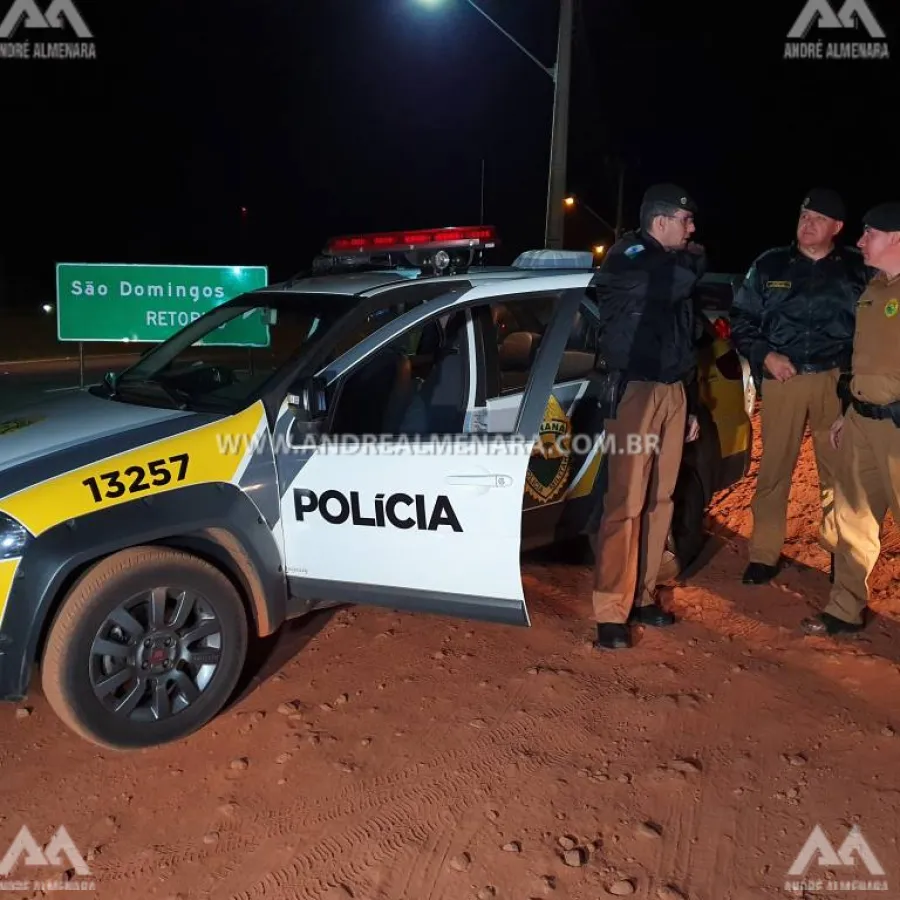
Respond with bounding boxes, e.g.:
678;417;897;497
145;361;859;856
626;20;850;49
417;0;574;249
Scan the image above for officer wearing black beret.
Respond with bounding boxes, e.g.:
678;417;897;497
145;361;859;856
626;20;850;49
802;201;900;635
730;188;871;586
588;182;706;650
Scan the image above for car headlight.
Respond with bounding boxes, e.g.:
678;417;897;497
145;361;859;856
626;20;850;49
0;512;31;560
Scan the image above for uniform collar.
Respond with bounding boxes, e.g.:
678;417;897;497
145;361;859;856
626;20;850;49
789;240;843;263
637;230;672;253
873;269;900;286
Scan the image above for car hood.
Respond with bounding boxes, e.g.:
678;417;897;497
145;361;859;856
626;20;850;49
0;390;194;475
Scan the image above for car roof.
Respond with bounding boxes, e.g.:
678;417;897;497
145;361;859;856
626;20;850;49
264;265;596;297
215;267;598;331
262;265;739;296
235;265;738;317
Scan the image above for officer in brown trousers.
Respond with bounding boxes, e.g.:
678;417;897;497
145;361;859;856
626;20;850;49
730;189;870;585
802;202;900;635
588;184;705;650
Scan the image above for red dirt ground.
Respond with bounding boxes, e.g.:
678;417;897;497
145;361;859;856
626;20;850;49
1;410;899;900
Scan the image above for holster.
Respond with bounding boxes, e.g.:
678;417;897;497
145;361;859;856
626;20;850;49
594;370;626;420
836;372;852;415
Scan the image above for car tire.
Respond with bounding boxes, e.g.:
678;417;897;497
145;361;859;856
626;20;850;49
657;463;707;583
41;546;248;751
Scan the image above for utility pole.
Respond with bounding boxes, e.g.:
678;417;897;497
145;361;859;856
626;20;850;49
544;0;574;250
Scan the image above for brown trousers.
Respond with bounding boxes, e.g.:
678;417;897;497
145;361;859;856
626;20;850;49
825;407;900;624
749;369;841;566
592;381;687;623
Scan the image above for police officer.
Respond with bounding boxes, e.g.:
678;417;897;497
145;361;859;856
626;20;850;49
801;202;900;635
588;183;704;650
730;188;870;586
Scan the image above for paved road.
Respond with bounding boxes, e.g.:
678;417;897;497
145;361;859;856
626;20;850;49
0;354;141;415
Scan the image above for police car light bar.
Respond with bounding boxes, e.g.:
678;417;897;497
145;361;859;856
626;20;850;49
325;225;498;256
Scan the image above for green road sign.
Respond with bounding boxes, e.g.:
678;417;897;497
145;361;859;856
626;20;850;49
55;263;270;346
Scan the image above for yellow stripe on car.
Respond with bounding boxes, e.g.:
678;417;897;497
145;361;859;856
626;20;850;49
0;401;267;537
0;558;20;628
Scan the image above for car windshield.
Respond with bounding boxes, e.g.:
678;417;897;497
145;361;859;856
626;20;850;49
95;291;391;413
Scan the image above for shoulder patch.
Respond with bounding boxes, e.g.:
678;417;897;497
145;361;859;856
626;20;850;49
623;244;645;258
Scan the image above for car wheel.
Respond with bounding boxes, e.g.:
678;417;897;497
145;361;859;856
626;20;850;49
657;464;707;583
41;546;248;751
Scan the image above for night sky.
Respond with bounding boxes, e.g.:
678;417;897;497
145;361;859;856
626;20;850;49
2;0;897;310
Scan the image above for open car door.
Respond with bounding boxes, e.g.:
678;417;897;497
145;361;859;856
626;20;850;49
276;286;584;627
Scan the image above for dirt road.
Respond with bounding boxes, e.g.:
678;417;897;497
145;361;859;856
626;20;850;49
2;415;899;900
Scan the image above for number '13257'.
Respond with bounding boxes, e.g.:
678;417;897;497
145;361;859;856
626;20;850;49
83;453;190;503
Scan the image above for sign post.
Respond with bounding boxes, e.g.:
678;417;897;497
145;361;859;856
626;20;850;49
55;264;270;350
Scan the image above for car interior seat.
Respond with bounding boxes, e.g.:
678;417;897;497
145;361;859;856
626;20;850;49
498;331;542;393
396;311;468;435
555;309;598;381
330;345;414;435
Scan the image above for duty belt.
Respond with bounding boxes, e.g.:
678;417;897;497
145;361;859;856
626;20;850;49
797;362;840;375
763;359;845;378
851;397;900;427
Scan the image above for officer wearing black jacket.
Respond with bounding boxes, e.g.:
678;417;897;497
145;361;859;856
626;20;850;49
730;188;871;586
588;183;705;650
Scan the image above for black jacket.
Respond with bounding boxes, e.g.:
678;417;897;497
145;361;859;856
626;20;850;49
730;243;871;379
590;229;706;411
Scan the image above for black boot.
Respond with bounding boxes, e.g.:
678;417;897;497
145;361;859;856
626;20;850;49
800;612;864;636
593;623;632;650
742;561;779;584
629;604;677;627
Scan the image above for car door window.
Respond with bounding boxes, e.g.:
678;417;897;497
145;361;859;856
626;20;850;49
466;292;601;515
326;309;472;437
471;293;595;430
488;295;555;395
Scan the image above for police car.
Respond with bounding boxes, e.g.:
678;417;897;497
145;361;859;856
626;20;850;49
0;226;752;749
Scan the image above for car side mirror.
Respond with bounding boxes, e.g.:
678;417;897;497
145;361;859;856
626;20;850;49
287;375;328;421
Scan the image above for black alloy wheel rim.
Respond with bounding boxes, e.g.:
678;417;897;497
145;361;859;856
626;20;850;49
89;587;223;722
